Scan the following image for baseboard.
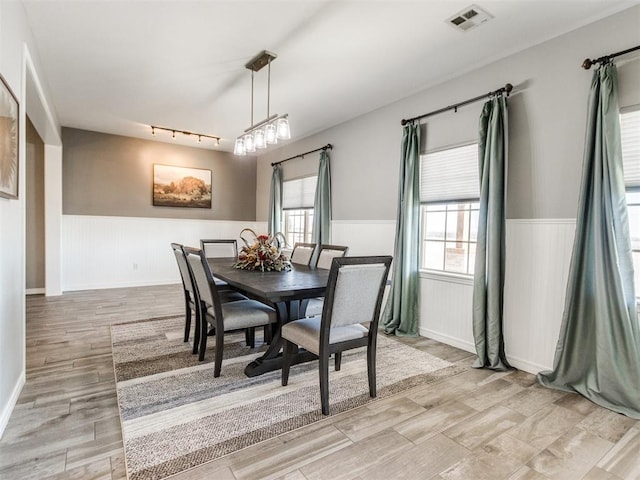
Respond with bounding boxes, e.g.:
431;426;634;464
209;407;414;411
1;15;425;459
63;279;179;292
420;327;552;375
0;373;25;440
504;354;551;375
419;328;475;353
26;288;45;295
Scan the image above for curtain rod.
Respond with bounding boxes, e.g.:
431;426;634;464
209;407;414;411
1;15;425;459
271;144;333;166
582;44;640;70
400;83;513;126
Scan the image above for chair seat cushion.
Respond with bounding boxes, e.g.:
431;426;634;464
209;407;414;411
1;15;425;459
304;297;324;317
203;291;247;313
207;300;276;331
281;317;368;355
219;291;248;303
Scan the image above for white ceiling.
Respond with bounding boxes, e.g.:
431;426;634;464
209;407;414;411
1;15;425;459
21;0;635;152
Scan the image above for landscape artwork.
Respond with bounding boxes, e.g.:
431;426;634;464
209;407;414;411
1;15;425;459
0;73;19;199
153;164;212;208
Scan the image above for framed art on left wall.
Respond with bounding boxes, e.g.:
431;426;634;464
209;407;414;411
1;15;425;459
0;73;19;200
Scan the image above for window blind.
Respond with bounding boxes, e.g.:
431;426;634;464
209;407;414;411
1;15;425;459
420;143;479;203
282;176;317;210
621;109;640;189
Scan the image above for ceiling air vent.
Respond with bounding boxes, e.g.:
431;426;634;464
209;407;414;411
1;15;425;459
447;5;493;32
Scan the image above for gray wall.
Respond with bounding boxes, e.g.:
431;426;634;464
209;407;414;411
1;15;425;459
26;116;45;290
63;128;257;221
256;6;640;221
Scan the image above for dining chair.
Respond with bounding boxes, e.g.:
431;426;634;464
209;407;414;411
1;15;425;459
171;242;200;344
290;242;317;266
200;239;238;259
202;238;273;344
184;247;277;375
315;244;349;269
200;239;239;290
304;244;350;317
173;243;248;355
281;255;392;415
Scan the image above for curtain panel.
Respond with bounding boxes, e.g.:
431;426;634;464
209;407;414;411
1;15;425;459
312;150;332;244
267;165;283;237
538;64;640;419
381;123;420;336
472;95;511;371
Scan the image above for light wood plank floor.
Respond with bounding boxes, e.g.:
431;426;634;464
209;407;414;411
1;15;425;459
1;285;638;480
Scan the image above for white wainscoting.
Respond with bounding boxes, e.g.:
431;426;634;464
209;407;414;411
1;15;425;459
419;219;576;375
503;219;575;373
419;272;475;352
61;216;575;374
61;215;266;291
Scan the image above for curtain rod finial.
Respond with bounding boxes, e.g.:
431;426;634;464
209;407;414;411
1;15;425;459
401;119;408;126
505;83;513;94
582;58;593;70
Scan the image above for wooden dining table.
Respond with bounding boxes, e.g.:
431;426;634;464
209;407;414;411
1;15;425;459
207;258;330;377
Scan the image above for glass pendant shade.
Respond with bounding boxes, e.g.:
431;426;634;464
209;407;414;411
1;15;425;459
276;117;291;140
244;133;256;153
254;127;267;149
265;123;278;144
234;137;246;156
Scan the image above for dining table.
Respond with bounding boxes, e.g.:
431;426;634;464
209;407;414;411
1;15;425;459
207;258;330;377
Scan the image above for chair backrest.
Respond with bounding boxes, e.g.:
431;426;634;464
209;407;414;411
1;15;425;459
321;256;392;331
315;244;349;269
290;242;317;266
184;246;222;313
200;239;238;259
171;243;196;300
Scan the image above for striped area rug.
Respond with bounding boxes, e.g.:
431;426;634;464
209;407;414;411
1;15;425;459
111;316;462;480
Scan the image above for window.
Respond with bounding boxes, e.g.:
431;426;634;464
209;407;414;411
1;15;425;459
284;209;314;245
420;143;479;275
282;176;317;246
621;109;640;300
422;202;479;274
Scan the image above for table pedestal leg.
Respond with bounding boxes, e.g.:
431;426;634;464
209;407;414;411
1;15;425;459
244;300;316;377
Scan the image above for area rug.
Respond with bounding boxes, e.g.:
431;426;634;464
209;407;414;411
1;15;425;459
111;316;464;480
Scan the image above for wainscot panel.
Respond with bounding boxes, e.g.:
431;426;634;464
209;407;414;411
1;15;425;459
61;215;266;291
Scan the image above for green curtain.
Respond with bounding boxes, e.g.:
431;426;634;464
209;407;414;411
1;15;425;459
267;165;282;237
538;64;640;419
312;150;331;244
472;95;511;371
381;123;420;336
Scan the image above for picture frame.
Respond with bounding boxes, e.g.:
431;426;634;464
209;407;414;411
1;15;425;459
0;73;19;200
153;164;212;208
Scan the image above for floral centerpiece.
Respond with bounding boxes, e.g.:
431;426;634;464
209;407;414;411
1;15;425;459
234;234;291;272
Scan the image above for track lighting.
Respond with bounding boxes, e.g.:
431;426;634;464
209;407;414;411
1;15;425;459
150;125;221;146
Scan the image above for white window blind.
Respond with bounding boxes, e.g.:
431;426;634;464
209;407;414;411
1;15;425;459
420;143;479;203
283;176;317;210
621;109;640;189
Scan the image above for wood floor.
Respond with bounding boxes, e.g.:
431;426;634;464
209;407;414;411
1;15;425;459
1;285;638;480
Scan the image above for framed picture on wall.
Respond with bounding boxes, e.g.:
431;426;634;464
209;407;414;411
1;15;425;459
0;73;19;200
153;164;212;208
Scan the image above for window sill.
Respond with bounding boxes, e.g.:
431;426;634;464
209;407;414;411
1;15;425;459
419;269;474;286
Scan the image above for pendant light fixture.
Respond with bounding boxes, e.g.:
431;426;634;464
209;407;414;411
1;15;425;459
234;50;291;156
